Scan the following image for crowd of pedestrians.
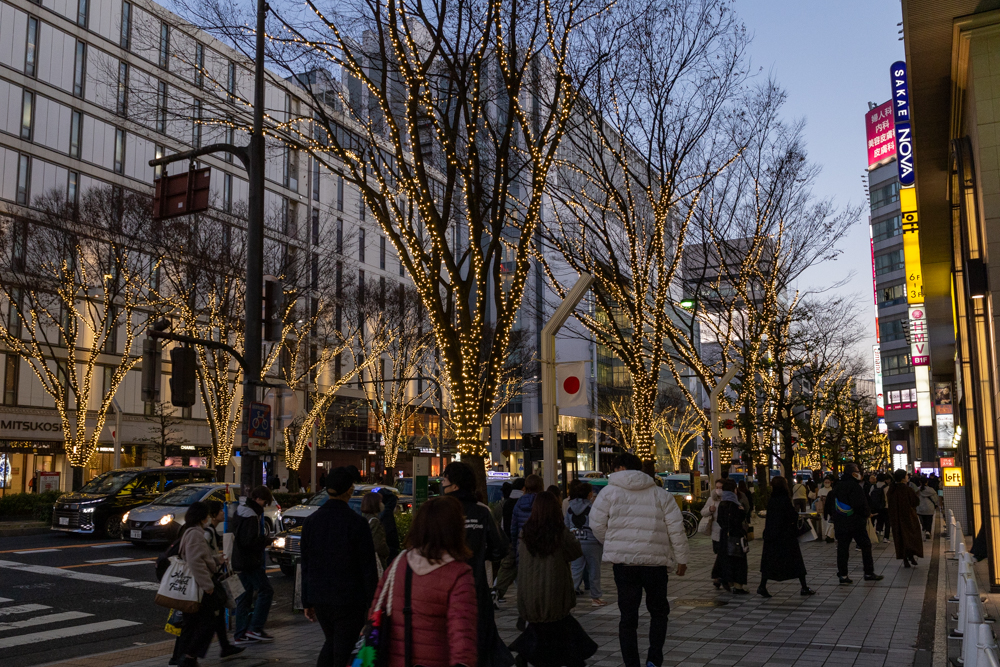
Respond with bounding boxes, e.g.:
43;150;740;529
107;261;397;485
157;456;942;667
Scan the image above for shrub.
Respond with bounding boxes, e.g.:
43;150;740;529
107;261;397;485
396;511;413;545
0;491;65;521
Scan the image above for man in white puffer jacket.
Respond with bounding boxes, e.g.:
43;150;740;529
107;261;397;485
590;453;689;667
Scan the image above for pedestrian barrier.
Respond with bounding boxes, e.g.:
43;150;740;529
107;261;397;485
950;548;999;666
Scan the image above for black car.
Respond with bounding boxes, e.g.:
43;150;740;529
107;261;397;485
51;467;216;538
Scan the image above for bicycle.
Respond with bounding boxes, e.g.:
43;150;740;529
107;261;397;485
681;510;700;538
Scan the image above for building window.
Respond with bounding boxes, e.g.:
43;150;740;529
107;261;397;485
879;318;907;342
879;282;906;307
882;352;912;377
191;99;201;148
336;218;343;253
116;61;129;116
3;354;18;406
20;91;34;141
334;353;342;380
358;228;366;263
114;128;125;175
223;173;233;213
379;236;386;270
227;60;236;102
67;171;79;206
225;120;234;163
156;81;167;133
77;0;88;27
25;17;39;78
311;209;319;245
16;154;31;205
69;110;83;158
887;387;917;411
285;149;298;192
870;180;899;211
104;309;118;353
312;158;320;201
73;41;86;97
285;200;297;239
120;2;131;49
400;257;404;277
874;249;904;276
158;23;170;69
194;43;204;87
311;253;319;290
379;276;386;309
359;194;366;221
871;215;901;243
336;174;344;211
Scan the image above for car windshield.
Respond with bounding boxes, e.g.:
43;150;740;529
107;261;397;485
155;485;209;507
665;480;690;493
78;471;137;495
307;494;329;507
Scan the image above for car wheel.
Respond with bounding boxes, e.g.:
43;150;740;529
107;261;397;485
104;516;123;539
264;517;274;536
280;564;296;577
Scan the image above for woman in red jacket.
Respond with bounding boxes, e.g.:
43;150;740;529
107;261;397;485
371;495;479;667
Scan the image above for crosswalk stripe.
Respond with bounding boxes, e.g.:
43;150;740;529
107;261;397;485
0;605;51;617
12;549;58;554
108;560;153;567
85;557;132;563
0;619;140;648
88;544;122;549
0;560;159;591
0;611;93;632
0;598;12;603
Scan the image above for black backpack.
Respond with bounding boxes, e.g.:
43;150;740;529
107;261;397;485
155;535;182;582
569;505;591;530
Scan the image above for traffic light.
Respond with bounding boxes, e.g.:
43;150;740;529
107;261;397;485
140;338;161;403
263;277;283;341
169;346;198;408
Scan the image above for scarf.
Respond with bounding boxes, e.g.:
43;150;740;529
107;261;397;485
720;490;740;505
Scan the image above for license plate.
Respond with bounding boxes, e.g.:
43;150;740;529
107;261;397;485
130;530;142;539
59;517;69;525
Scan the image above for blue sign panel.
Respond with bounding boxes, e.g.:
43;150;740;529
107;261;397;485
248;402;271;440
890;61;915;187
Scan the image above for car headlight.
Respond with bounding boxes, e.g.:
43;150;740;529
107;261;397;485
685;495;693;502
273;537;286;549
158;514;174;526
121;511;130;523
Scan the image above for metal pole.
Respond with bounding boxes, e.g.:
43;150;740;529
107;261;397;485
111;398;122;469
241;0;267;496
541;274;594;488
710;363;742;486
310;421;317;494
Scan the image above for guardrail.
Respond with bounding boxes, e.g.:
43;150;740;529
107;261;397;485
947;510;1000;666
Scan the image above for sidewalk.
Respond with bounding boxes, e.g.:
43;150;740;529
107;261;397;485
65;517;939;667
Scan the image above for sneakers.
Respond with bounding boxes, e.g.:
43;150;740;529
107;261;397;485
863;573;884;581
245;630;275;643
220;646;245;660
838;576;853;585
232;635;258;646
591;598;606;607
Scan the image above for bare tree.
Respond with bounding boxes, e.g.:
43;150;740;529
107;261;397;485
137;401;190;465
543;0;753;461
0;188;164;486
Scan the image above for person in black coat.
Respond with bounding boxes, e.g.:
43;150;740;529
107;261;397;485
823;463;882;584
758;476;814;597
378;488;400;561
493;477;524;602
301;467;379;667
713;478;749;594
442;462;514;667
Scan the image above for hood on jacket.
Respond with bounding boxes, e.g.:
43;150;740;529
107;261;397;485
510;490;524;500
568;498;591;515
406;549;455;575
237;502;262;519
380;490;398;510
515;493;536;509
608;469;656;491
451;488;478;504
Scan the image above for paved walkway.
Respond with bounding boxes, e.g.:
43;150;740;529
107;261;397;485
49;516;939;667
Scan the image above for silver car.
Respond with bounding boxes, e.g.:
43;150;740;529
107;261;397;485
280;485;400;529
120;483;283;545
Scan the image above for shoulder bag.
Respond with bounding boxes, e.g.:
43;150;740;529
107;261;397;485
154;556;202;614
349;552;404;667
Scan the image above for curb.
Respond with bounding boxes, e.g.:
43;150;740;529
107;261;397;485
0;522;50;537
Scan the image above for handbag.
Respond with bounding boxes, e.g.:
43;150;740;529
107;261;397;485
350;552;404;667
866;518;880;544
154;556;202;614
726;535;749;556
217;566;244;608
164;609;184;636
796;519;817;543
698;515;714;536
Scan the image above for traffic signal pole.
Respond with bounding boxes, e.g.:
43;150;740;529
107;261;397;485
149;0;269;495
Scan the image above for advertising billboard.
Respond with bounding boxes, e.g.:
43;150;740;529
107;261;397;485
891;61;914;186
873;345;884;417
866;100;896;169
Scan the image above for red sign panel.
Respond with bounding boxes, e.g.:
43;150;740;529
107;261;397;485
940;457;955;468
866;101;896;169
153;167;211;221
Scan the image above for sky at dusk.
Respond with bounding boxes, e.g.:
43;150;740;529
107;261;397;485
735;0;905;368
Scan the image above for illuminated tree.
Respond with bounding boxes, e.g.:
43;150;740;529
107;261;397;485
0;189;164;486
544;0;752;461
655;405;702;473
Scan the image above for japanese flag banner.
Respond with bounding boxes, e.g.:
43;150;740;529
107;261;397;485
719;413;739;439
556;362;588;409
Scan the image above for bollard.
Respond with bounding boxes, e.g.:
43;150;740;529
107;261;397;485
954;572;981;639
975;622;1000;667
953;568;967;605
961;598;985;666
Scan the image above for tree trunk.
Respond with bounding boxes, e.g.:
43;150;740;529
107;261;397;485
632;387;657;462
459;453;489;504
71;466;84;491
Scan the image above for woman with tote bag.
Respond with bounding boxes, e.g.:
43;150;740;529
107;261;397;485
174;502;227;667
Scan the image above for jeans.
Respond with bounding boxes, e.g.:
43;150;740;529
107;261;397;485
235;566;273;637
571;542;603;598
314;604;367;667
834;523;874;577
613;564;670;667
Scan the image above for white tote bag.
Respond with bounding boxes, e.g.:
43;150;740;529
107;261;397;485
154;556;202;614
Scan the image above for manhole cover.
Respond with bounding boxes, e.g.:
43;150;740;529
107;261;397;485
672;599;728;607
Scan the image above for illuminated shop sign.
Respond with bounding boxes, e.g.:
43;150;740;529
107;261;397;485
865;100;897;169
891;61;914;186
873;345;884;417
